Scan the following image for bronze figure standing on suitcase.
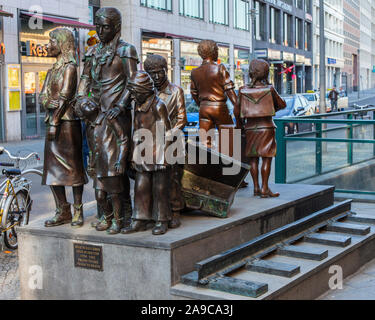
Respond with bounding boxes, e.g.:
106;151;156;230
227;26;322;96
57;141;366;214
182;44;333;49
41;28;88;228
144;55;187;229
234;59;286;198
190;40;237;148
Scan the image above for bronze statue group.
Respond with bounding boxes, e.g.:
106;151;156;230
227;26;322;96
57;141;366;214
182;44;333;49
41;7;286;236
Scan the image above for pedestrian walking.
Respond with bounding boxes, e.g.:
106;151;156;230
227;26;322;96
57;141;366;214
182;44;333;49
328;86;339;112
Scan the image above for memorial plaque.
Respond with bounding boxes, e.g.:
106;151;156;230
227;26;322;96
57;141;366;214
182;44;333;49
74;243;103;271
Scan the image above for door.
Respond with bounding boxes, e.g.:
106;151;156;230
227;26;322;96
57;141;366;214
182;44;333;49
22;66;49;139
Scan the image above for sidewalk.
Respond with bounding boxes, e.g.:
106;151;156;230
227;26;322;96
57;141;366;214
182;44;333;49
348;87;375;106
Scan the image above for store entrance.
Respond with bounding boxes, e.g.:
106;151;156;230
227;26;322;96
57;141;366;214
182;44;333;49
22;65;49;139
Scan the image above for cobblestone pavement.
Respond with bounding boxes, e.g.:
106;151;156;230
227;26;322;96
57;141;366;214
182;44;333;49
0;250;19;300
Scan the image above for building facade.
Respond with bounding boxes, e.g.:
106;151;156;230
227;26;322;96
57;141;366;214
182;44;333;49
313;0;344;91
359;0;372;90
252;0;314;94
0;0;93;142
102;0;253;96
342;0;359;93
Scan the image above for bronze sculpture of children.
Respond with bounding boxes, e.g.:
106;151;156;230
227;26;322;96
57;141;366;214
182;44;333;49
234;59;286;198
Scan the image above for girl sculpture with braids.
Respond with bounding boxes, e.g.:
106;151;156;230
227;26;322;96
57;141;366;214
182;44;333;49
41;28;88;228
234;59;286;198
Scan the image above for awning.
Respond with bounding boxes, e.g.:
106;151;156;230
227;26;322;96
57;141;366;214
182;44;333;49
142;31;195;41
0;10;13;17
21;12;95;29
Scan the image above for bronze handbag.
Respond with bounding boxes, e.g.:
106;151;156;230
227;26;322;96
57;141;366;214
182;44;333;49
239;87;275;118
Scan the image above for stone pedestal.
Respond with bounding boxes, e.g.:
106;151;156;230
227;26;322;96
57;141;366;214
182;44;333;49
17;184;333;300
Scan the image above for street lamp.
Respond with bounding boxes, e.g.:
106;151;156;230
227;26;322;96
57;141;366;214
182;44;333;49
248;1;257;61
319;0;326;114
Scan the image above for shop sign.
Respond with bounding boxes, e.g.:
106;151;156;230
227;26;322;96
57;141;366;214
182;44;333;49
327;58;336;64
255;49;267;59
305;13;313;22
283;52;294;62
264;0;292;13
7;64;21;112
268;49;281;60
296;54;305;63
23;40;48;57
182;55;201;67
305;58;312;66
0;43;5;55
238;50;249;59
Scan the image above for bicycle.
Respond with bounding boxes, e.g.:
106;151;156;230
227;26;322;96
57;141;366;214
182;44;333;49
0;147;42;249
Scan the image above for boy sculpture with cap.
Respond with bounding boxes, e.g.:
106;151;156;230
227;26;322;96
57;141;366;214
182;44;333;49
122;71;172;236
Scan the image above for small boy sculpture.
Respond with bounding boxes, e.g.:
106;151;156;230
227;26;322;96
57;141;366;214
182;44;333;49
75;99;128;234
234;59;286;198
122;71;173;236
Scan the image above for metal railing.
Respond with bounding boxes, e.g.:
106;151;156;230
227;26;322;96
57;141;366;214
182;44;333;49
274;107;375;195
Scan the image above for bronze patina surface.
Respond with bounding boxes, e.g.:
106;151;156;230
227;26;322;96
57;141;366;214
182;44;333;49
75;7;138;234
41;28;88;229
234;59;286;198
122;71;172;236
144;54;187;229
190;40;238;148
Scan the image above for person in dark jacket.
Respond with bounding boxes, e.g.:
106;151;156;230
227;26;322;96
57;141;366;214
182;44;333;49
328;86;339;112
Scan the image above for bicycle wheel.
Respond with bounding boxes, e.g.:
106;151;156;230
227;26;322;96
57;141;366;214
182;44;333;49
3;190;31;250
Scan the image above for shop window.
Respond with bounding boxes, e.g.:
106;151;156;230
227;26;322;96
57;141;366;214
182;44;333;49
179;0;204;19
234;48;249;89
209;0;229;26
180;41;201;95
295;0;303;10
295;18;303;49
234;0;249;31
283;13;292;47
253;1;266;41
305;22;312;51
269;7;281;44
140;0;172;12
141;36;174;83
305;0;312;13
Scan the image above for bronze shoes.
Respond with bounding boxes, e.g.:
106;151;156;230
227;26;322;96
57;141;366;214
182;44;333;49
71;204;84;228
121;219;148;234
96;213;113;231
152;221;168;235
168;211;181;229
45;203;72;227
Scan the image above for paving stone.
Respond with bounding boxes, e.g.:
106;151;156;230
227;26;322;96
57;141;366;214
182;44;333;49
246;259;300;278
326;222;370;235
304;233;351;247
277;245;328;261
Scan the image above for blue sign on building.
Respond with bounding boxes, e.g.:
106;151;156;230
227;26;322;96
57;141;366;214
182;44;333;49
327;58;336;64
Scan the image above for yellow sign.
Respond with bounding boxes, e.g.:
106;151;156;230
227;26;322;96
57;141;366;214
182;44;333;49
185;66;198;71
9;91;21;111
8;65;20;89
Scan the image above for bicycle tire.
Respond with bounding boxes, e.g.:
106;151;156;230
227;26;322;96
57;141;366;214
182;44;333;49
3;190;31;250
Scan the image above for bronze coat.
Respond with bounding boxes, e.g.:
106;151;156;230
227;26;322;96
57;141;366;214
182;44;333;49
41;60;88;186
157;80;187;212
190;61;235;103
77;38;138;177
132;95;172;172
158;80;187;131
238;84;286;158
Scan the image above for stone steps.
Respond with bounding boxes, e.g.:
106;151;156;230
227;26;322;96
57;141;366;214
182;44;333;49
171;203;375;300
